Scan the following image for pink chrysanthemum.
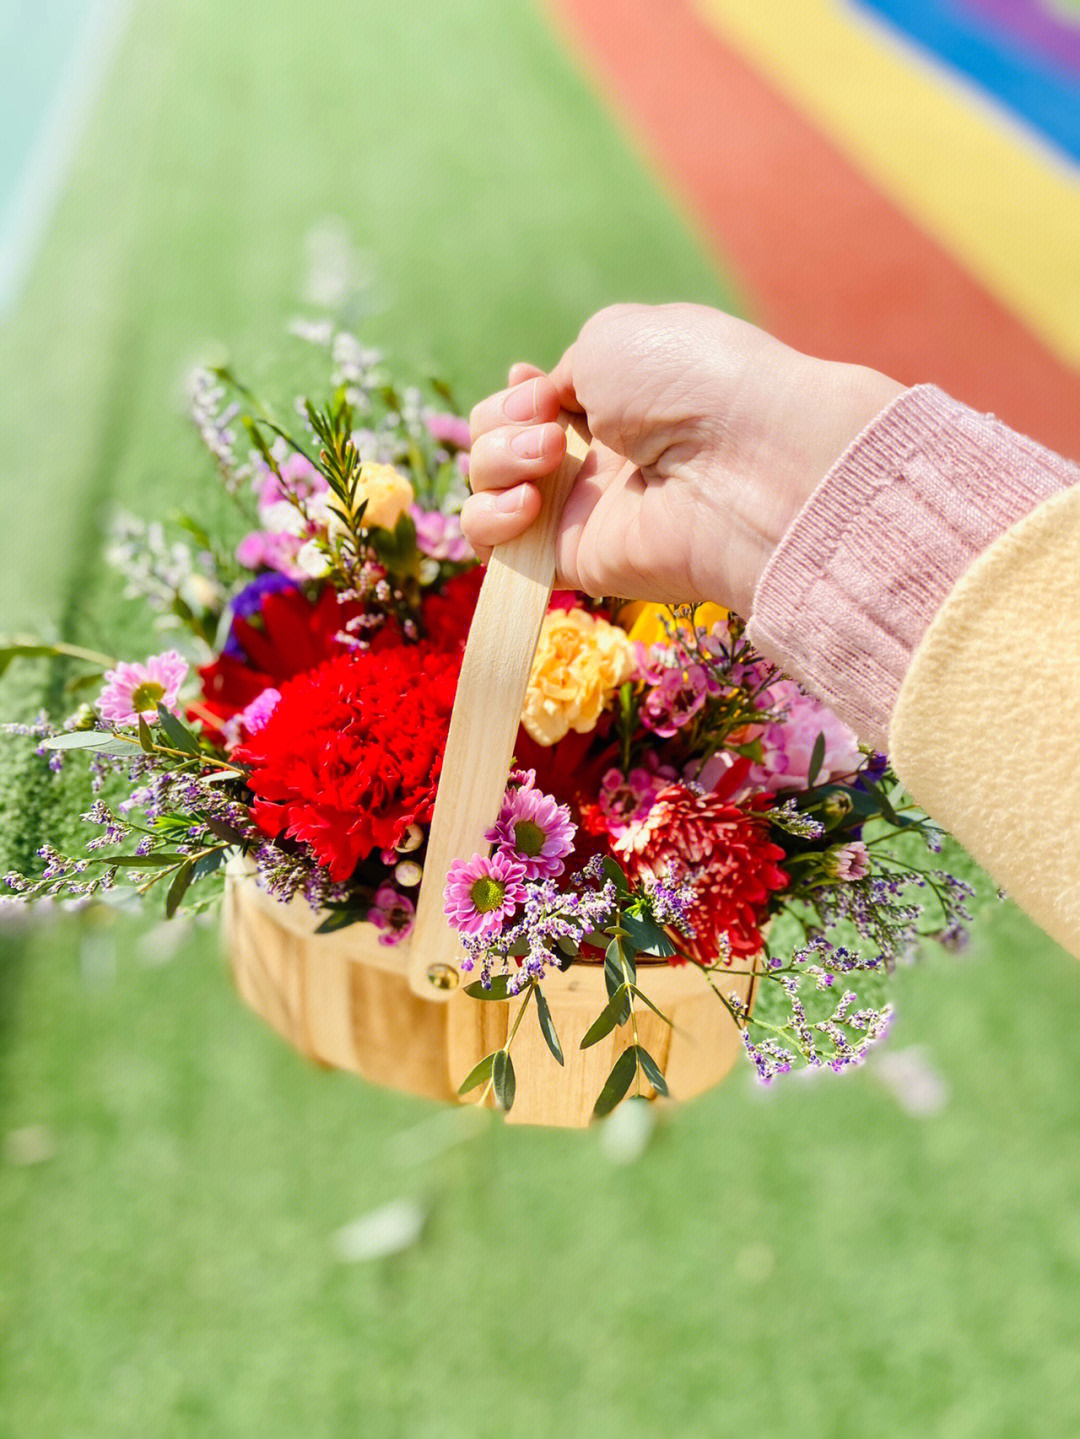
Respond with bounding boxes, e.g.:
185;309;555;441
443;852;527;938
486;785;576;879
98;651;189;727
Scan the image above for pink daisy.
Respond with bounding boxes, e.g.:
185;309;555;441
486;785;576;879
98;651;189;727
443;852;527;939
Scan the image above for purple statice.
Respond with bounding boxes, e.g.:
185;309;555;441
743;1031;796;1084
766;797;826;841
642;872;698;938
486;785;575;880
81;801;130;852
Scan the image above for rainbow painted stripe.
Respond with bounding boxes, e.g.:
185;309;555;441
548;0;1080;458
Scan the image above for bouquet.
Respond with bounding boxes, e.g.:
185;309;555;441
2;326;975;1118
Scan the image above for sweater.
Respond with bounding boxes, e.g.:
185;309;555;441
747;385;1080;958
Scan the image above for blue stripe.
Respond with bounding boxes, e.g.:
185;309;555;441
850;0;1080;165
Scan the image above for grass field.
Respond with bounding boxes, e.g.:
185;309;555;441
3;3;1080;1436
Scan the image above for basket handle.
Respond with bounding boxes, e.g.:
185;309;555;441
406;412;592;998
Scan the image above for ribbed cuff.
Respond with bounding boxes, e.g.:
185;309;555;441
746;385;1080;749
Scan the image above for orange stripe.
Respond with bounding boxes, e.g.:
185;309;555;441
546;0;1080;460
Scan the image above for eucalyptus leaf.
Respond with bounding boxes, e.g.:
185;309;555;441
492;1050;515;1112
580;985;631;1049
592;1047;638;1120
631;986;674;1028
157;705;201;756
622;910;677;958
165;860;194;918
601;856;629;894
457;1053;495;1095
463;975;515;1001
807;731;827;787
97;853;189;868
137;716;155;754
634;1046;669;1098
534;987;564;1065
314;907;366;935
191;849;227;881
39;730;133;755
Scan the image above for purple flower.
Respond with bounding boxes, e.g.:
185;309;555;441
595;763;675;838
98;651;189;726
486;785;576;879
443;852;527;939
410;505;473;563
367;883;416;946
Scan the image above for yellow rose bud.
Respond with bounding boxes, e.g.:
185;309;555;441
522;607;637;746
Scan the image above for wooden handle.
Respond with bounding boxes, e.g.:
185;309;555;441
406;412;592;997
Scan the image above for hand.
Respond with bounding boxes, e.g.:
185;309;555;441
461;303;904;617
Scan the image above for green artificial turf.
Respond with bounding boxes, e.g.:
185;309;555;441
3;2;1080;1436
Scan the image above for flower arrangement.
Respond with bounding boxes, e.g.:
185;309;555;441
1;326;974;1120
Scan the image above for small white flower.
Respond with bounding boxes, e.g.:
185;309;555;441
295;540;332;578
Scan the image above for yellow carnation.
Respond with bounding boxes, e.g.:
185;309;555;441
330;462;414;535
522;607;637;746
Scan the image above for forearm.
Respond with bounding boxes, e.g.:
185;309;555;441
746;385;1080;749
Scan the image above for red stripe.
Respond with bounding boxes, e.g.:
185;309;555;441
547;0;1080;459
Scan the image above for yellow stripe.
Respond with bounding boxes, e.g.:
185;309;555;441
694;0;1080;368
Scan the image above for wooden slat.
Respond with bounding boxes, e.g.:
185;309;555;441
405;414;593;996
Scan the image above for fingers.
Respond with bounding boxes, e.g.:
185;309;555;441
460;482;542;551
469;374;561;445
468;420;566;494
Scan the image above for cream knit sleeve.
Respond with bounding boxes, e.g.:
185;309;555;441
889;484;1080;958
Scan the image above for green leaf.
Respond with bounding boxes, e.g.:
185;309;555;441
165;859;194;918
137;716;156;754
97;853;190;868
191;849;226;881
592;1048;638;1120
39;730;132;755
492;1050;515;1111
634;1046;669;1098
463;975;515;1001
601;856;629;894
604;937;636;999
314;907;366;935
621;909;677;958
156;705;201;756
534;986;564;1065
807;731;827;787
457;1053;495;1095
580;985;631;1049
631;986;674;1028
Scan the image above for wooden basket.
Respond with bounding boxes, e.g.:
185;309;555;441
226;415;756;1126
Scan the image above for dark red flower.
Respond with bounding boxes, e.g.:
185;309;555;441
199;587;360;736
234;646;461;882
616;783;789;962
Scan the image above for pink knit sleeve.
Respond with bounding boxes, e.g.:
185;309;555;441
745;385;1079;750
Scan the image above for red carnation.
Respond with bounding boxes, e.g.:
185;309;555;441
615;783;789;963
234;646;460;882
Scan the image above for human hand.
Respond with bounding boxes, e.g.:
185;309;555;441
461;303;904;617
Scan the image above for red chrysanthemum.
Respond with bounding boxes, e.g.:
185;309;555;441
615;783;789;963
234;645;461;882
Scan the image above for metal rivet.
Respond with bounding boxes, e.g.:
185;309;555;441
426;963;459;991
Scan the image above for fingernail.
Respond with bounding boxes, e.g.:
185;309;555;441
503;380;538;421
510;427;545;460
492;486;528;514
